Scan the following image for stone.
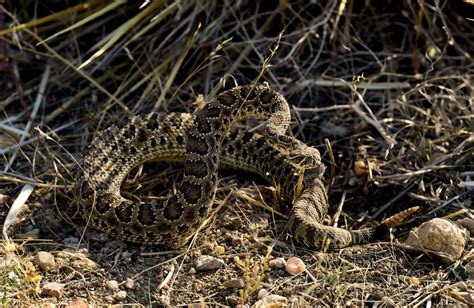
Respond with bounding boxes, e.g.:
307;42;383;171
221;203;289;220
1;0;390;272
41;282;65;298
254;294;288;308
124;278;134;289
226;296;240;305
257;288;269;299
63;236;80;246
114;290;127;301
16;228;40;239
65;298;88;308
285;257;305;275
71;257;99;270
457;218;474;235
269;257;286;269
35;251;56;272
106;280;119;290
194;255;225;271
405;218;469;264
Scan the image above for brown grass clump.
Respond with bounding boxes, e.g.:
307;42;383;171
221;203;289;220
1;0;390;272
1;0;473;306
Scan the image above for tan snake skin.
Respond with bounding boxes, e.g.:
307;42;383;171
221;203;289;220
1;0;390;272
78;84;416;249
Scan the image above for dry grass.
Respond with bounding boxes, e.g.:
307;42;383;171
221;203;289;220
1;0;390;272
0;0;473;306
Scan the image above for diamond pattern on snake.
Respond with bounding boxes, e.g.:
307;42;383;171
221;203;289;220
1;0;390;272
77;84;415;249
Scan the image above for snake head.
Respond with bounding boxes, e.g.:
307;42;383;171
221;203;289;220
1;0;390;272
288;145;321;169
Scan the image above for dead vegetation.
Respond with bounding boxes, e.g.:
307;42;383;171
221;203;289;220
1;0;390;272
0;0;473;306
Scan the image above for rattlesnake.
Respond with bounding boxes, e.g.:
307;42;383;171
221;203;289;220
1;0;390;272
78;84;415;249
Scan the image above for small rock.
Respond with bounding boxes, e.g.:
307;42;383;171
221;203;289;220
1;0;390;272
114;290;127;301
223;278;245;288
188;267;196;274
257;288;269;299
226;296;240;305
215;245;225;254
457;218;474;235
285;257;305;275
124;278;134;289
106;280;119;290
405;218;469;264
195;255;225;271
121;251;133;262
63;236;80;246
236;305;250;308
254;294;288;308
35;251;56;272
71;257;99;270
269;257;286;269
42;282;65;298
4;243;17;253
65;298;88;308
104;296;114;303
16;228;40;239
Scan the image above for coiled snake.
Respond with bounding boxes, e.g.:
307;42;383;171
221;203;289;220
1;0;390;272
77;84;415;249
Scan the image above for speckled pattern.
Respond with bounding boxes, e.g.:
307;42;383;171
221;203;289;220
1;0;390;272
77;84;415;249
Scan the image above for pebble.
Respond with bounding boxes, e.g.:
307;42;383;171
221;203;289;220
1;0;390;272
195;255;225;271
285;257;305;275
114;290;127;301
63;236;80;246
106;280;119;290
457;218;474;235
226;296;240;305
35;251;56;272
64;298;88;308
4;243;16;253
269;257;286;269
121;251;133;262
188;267;196;274
41;282;65;298
124;278;134;289
223;278;245;289
215;245;225;254
71;257;99;270
104;296;114;303
16;228;40;240
254;294;288;308
405;218;469;264
257;288;269;299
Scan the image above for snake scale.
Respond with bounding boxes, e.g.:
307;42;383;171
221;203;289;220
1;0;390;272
78;84;416;249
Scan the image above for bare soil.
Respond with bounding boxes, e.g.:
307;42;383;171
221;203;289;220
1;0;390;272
1;0;473;306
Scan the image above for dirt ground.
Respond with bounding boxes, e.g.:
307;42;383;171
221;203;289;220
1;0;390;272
1;1;473;306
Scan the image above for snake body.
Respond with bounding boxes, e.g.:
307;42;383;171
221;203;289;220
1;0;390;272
78;84;414;249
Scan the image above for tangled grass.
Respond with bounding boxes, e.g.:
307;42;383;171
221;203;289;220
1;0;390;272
0;0;472;305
